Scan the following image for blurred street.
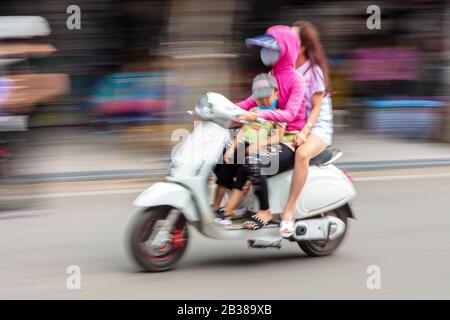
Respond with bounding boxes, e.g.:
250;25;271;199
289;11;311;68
0;166;449;299
3;126;450;183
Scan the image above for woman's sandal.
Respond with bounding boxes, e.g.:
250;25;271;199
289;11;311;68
243;215;270;230
280;220;295;238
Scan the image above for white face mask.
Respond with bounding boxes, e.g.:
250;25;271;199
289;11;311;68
260;47;280;66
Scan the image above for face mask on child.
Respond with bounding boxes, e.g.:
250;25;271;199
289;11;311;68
260;47;280;66
258;98;277;110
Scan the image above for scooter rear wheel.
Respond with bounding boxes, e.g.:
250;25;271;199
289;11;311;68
297;206;349;257
127;206;188;272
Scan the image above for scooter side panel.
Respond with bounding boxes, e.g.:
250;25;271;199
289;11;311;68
267;165;356;218
133;182;199;221
298;166;356;217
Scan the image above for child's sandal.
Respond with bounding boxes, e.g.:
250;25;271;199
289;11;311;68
243;215;269;230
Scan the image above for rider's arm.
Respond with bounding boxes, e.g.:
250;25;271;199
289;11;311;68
236;96;257;111
296;65;327;144
247;123;285;154
294;93;323;147
224;128;243;162
268;122;286;146
233;129;244;147
305;64;328;131
302;92;323;135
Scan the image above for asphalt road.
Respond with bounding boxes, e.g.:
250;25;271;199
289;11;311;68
1;167;450;299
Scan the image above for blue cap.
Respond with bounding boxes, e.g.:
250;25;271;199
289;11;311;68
245;34;280;51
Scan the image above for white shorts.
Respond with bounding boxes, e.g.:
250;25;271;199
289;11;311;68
311;126;332;146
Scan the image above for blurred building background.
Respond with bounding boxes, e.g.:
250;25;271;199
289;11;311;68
0;0;449;184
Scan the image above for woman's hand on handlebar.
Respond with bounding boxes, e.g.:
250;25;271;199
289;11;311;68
238;112;259;123
229;119;244;128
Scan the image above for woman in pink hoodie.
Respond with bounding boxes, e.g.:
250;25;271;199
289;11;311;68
238;25;306;133
229;25;307;230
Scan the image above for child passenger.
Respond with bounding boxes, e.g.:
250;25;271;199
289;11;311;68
214;73;297;229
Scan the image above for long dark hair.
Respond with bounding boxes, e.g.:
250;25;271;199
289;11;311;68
292;21;332;95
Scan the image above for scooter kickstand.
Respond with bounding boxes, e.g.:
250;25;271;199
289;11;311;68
321;222;334;248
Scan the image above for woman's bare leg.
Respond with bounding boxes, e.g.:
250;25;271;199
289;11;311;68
282;134;327;222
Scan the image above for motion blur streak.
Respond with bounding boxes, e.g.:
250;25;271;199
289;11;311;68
0;0;449;299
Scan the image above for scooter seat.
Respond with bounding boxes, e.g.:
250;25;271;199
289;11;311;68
278;146;340;171
309;146;341;166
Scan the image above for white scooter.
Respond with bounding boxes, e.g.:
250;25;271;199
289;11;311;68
127;92;356;271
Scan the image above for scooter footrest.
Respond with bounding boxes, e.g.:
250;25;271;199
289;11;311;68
248;239;282;249
224;222;279;230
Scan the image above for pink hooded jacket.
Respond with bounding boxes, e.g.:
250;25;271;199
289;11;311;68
237;25;306;132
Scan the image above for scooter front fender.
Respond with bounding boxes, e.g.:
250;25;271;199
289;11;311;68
133;182;199;222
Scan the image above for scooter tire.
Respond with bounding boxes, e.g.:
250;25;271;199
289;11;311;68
297;205;349;257
127;206;189;272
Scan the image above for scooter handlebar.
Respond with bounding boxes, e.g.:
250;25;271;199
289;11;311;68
256;117;267;124
232;114;267;125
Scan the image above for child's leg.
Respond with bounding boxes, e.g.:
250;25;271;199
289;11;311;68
252;174;270;211
223;188;246;216
213;164;231;211
213;185;226;211
223;165;249;216
243;168;272;230
212;151;238;211
244;144;295;229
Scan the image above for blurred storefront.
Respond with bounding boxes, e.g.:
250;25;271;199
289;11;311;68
0;0;448;141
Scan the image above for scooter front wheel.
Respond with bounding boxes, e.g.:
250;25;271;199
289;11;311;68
127;206;189;272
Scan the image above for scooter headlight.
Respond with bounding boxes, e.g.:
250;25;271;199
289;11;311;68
169;160;179;176
195;93;213;119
